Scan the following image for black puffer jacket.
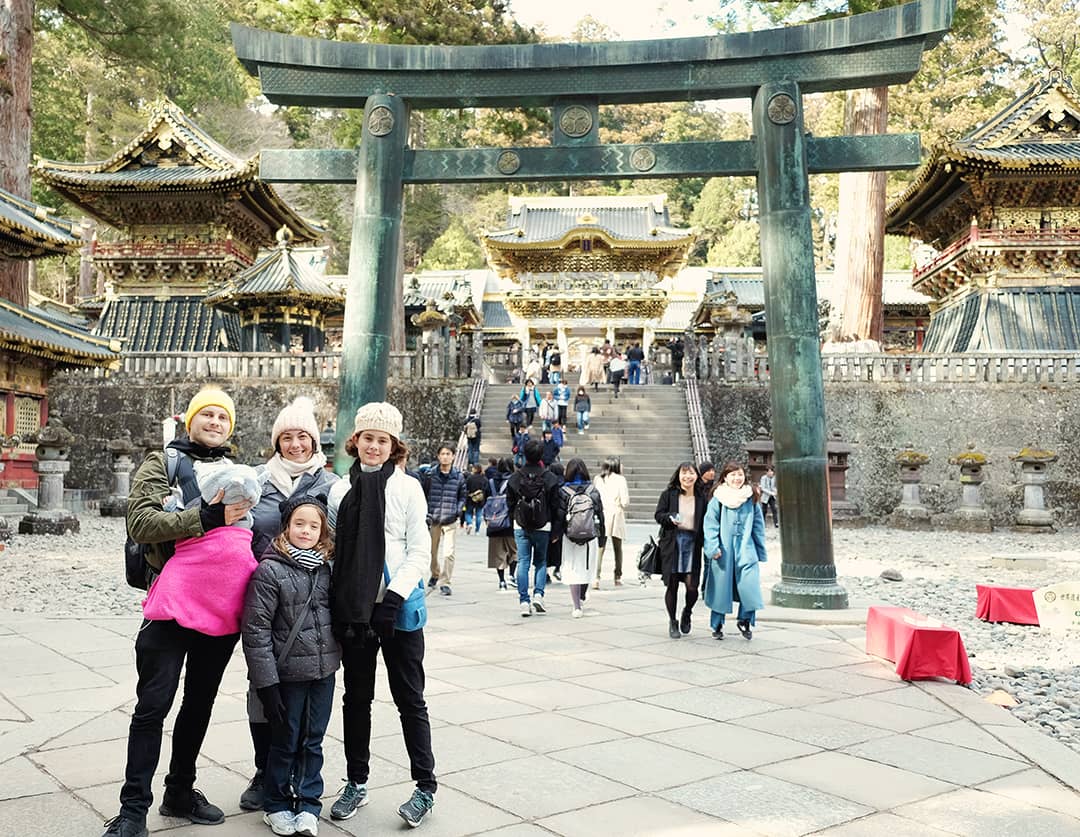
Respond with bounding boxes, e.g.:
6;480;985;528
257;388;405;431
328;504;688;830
242;549;340;688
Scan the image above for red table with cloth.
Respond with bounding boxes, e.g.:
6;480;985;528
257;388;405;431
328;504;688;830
975;584;1039;625
865;606;972;684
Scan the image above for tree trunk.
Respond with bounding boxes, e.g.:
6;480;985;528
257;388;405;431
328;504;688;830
0;0;33;307
827;85;888;345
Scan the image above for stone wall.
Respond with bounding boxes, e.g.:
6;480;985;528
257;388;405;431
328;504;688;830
48;373;472;491
699;382;1080;527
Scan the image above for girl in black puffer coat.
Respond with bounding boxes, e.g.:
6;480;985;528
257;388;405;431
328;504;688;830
242;494;340;834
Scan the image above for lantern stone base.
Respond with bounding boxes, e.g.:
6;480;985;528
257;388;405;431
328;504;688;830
889;505;933;531
100;496;130;517
771;562;849;609
934;510;993;533
831;502;869;528
19;511;80;535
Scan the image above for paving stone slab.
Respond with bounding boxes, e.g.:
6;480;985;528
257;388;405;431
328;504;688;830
637;638;736;662
431;664;545;691
842;734;1027;786
757;750;956;808
778;668;907;696
713;655;816;678
571;647;683;670
644;686;782;722
538;794;753;836
485;680;618;711
913;720;1024;760
806;694;953;733
980;720;1080;792
502;655;619;679
647;722;821;769
762;646;872;669
660;770;872;837
426;691;541;726
636;660;749;688
977;767;1080;821
465;713;626;754
739;707;895;750
0;790;107;836
478;825;562;837
37;709;134;751
453;642;553;665
371;725;531;775
894;786;1080;836
0;754;63;800
813;812;957;836
441;754;633;819
550;736;735;791
563;698;706;736
566;669;694;699
724;677;837;707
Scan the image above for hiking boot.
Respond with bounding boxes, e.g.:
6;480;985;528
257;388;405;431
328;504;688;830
680;609;692;635
669;619;681;639
102;816;148;837
737;620;753;640
264;811;298;835
712;627;724;640
330;782;369;820
294;811;319;836
398;788;434;828
439;585;452;596
238;768;264;811
521;602;532;617
159;788;224;825
533;594;546;613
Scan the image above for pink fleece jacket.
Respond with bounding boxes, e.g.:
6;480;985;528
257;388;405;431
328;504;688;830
143;526;257;636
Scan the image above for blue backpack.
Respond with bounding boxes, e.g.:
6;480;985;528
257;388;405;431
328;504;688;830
482;478;511;533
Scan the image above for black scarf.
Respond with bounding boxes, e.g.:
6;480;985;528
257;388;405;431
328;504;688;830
168;438;231;460
331;458;395;627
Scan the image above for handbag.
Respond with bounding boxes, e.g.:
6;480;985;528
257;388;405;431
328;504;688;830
637;534;660;575
384;565;427;632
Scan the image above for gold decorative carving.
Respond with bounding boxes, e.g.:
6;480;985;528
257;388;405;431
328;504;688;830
559;106;593;138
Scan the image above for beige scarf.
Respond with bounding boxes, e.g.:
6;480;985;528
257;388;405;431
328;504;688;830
266;451;328;498
715;483;753;510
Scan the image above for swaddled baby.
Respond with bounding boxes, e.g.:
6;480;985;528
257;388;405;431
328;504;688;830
163;461;267;528
146;461;268;635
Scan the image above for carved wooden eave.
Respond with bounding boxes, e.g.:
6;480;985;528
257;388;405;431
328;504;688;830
0;187;81;260
0;299;119;369
484;232;693;278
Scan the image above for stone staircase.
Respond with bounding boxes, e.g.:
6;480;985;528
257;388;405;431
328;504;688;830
0;492;29;522
479;383;693;521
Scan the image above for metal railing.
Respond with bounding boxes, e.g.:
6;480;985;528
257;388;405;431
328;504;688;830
684;377;710;465
453;377;487;472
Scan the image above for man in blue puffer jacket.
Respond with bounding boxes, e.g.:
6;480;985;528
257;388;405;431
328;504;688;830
422;444;466;596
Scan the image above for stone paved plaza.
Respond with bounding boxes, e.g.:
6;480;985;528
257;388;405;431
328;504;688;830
3;523;1080;836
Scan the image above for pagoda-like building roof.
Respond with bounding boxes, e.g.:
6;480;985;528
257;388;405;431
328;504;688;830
483;195;694;278
0;298;118;367
33;99;321;243
886;71;1080;245
402;270;482;328
205;229;344;312
0;186;81;260
93;296;243;352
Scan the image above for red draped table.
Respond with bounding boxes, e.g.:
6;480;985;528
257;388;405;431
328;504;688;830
865;606;972;684
975;584;1039;625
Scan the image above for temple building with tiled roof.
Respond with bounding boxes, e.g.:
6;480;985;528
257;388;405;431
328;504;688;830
33;99;322;353
205;228;344;351
0;186;81;260
886;70;1080;352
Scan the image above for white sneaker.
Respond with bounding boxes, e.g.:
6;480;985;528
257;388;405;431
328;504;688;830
264;811;298;836
533;594;546;613
294;811;319;837
572;608;583;619
521;601;532;617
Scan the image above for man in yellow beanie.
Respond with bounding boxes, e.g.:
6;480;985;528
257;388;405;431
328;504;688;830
104;387;250;837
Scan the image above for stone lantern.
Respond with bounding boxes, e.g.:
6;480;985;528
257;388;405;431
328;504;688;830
411;299;449;379
827;430;862;523
947;443;992;532
101;430;139;517
319;421;336;467
0;435;19;544
1010;447;1057;532
19;413;80;535
744;428;774;485
889;445;932;530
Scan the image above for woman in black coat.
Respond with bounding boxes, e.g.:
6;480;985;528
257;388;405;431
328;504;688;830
654;461;707;640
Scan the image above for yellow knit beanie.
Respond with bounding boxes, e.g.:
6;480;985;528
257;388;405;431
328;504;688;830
185;388;236;437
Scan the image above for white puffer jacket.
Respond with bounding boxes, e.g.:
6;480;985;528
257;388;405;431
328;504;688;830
379;467;432;602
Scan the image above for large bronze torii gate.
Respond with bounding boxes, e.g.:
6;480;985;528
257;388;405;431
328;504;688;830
232;0;954;610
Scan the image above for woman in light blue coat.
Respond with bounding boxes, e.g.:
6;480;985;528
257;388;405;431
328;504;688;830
702;461;767;640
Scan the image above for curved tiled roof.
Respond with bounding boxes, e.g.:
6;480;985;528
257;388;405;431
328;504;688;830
0;299;118;367
205;236;343;310
0;186;80;259
94;296;242;352
485;195;692;246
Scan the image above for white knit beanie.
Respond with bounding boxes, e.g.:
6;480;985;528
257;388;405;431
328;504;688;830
352;401;403;440
272;396;321;452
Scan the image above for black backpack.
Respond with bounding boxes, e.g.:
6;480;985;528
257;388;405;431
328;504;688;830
124;448;199;590
514;469;549;530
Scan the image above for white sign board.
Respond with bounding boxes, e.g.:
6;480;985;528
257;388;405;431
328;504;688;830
1033;582;1080;634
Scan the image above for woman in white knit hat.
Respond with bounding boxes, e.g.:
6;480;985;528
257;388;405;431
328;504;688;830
329;402;437;829
239;396;343;813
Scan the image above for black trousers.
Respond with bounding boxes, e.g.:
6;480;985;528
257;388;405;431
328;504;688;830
120;619;238;823
341;628;437;793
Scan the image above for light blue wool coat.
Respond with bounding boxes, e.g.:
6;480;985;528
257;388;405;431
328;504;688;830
702;494;767;615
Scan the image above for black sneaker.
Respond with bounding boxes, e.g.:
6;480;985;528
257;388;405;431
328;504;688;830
238;768;264;811
669;619;681;639
102;816;148;837
159;788;224;825
398;788;434;828
680;609;692;635
330;781;369;820
737;620;753;640
427;575;438;588
712;627;724;640
440;585;452;596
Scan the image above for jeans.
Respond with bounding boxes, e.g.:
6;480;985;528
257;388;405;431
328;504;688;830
550;371;561;385
341;629;436;794
266;675;335;815
466;439;480;466
576;410;590;430
627;360;641;385
611;372;623;396
557;405;568;425
429;523;456;586
514;528;549;603
463;502;483;531
120;619;239;823
710;607;756;630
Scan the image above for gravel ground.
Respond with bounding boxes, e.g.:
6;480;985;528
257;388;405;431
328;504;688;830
4;517;1079;752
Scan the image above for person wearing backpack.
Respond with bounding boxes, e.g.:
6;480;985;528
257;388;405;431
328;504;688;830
421;445;466;596
548;349;562;385
573;387;591;434
518;379;541;427
506;395;525;443
104;389;253;837
540;428;561;466
555;459;605;618
462;464;488;534
462;412;482;467
512;425;530;468
505;440;562;618
552;381;571;426
484;458;517;590
538;391;558;431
